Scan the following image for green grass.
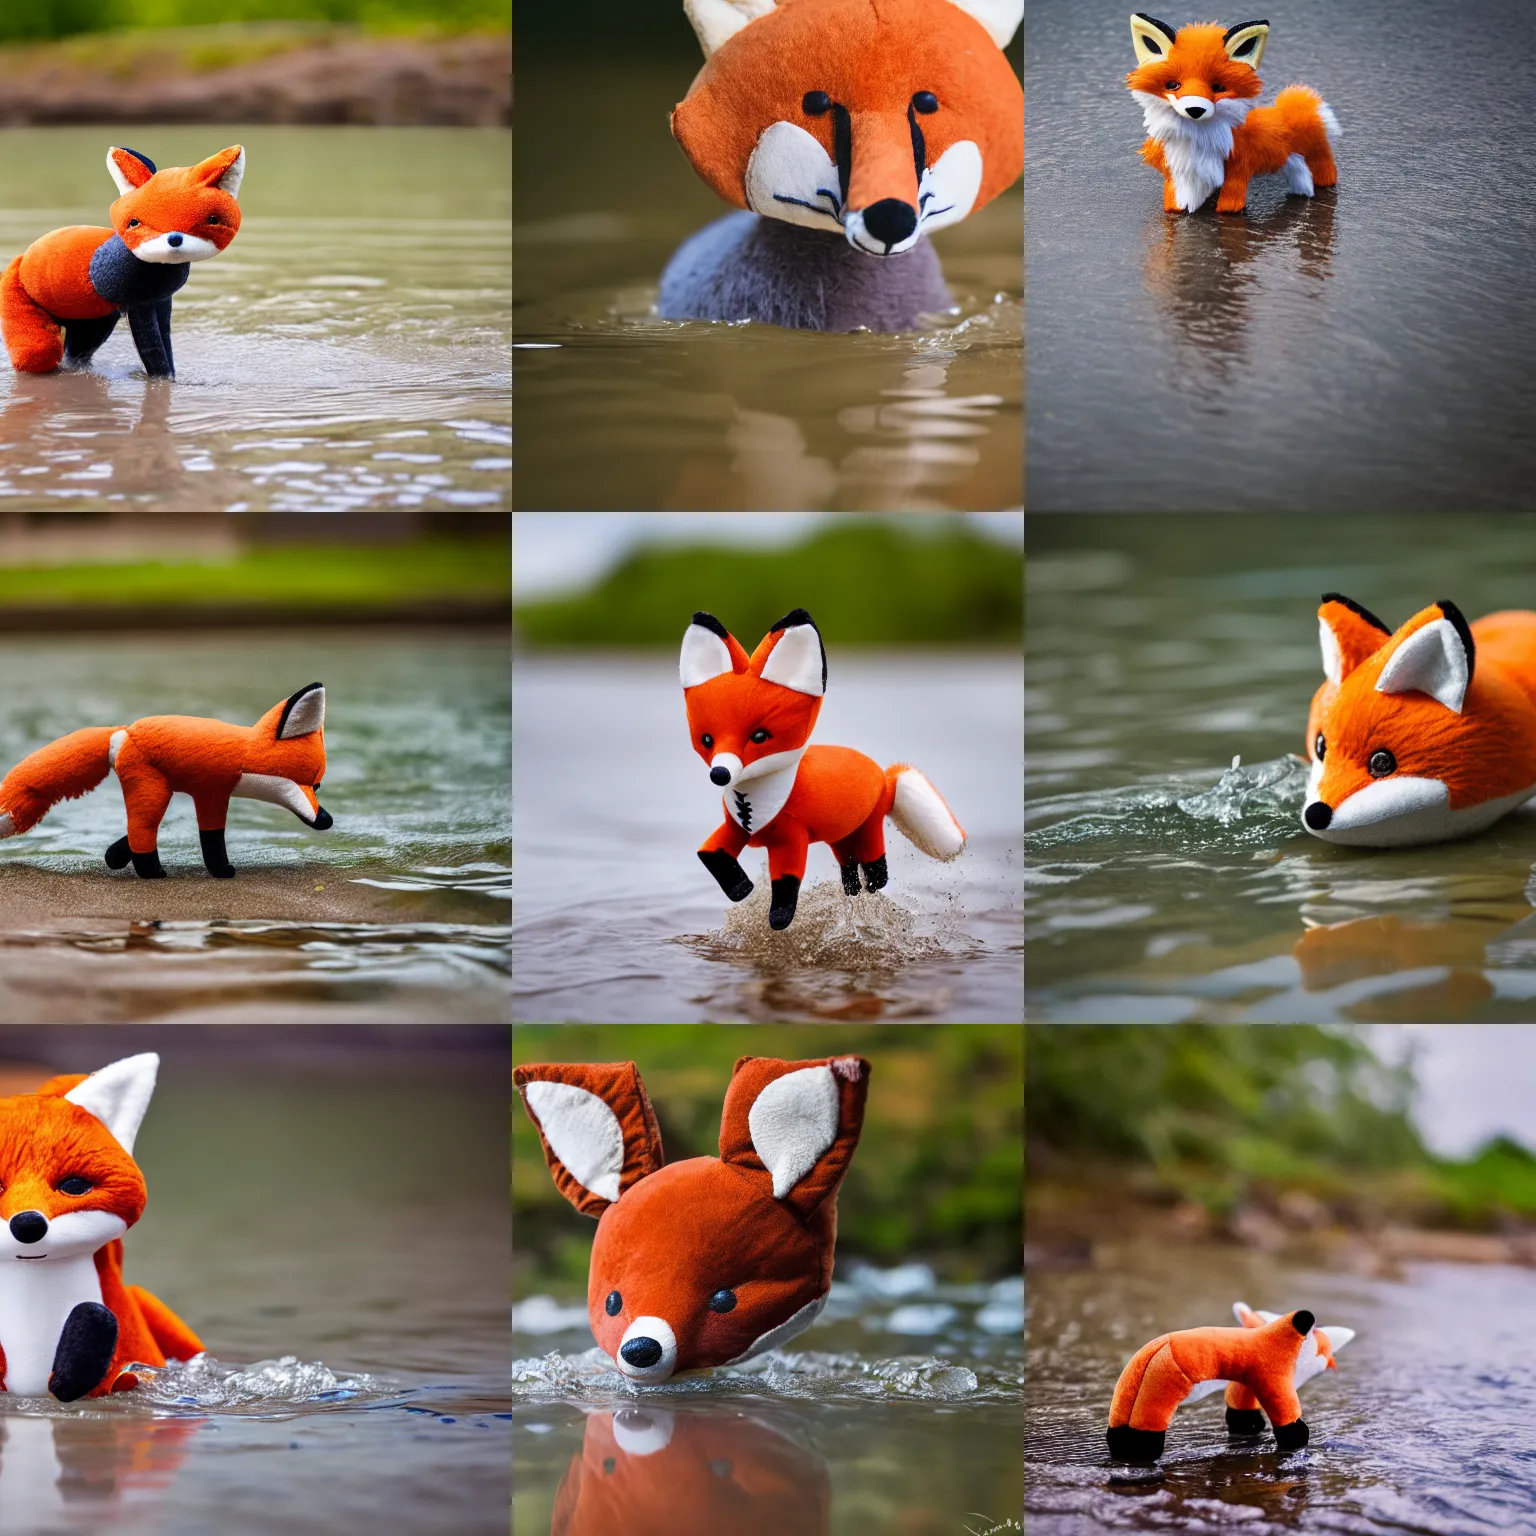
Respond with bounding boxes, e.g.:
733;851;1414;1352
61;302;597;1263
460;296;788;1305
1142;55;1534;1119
0;539;510;610
514;521;1023;649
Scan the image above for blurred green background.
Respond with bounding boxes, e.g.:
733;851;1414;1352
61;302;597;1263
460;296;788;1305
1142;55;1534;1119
513;1024;1023;1292
1027;1024;1536;1232
0;0;508;42
512;517;1023;648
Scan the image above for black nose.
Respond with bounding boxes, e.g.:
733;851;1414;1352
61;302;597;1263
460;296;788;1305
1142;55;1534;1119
312;806;333;831
10;1211;47;1244
167;233;183;247
1185;104;1207;118
1292;1310;1315;1336
710;767;731;786
620;1337;663;1369
861;198;918;246
1303;801;1332;830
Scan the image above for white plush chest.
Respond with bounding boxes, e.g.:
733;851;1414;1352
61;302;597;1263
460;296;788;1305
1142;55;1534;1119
723;755;802;836
0;1254;104;1396
1135;95;1237;212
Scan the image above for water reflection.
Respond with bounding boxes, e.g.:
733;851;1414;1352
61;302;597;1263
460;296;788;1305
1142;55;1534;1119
551;1406;830;1536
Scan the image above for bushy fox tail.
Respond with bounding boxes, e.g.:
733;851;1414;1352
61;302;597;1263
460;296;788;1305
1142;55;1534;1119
1274;83;1341;142
0;726;117;838
885;764;966;861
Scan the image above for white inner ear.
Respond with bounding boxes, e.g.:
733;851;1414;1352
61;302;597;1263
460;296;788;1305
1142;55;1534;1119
683;0;776;57
1130;16;1174;65
680;624;734;689
1319;616;1344;684
759;625;823;698
943;0;1022;47
106;148;142;197
1224;25;1268;67
1375;618;1469;713
1320;1326;1355;1353
748;1065;839;1199
522;1081;624;1203
217;147;245;199
279;685;325;739
63;1053;158;1156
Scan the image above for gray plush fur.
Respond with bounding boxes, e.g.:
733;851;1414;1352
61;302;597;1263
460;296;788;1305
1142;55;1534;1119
658;212;950;333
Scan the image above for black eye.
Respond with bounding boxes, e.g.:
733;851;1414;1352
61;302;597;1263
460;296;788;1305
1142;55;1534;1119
911;91;939;114
701;733;714;749
750;729;770;745
1314;733;1326;760
1369;749;1396;778
1212;81;1226;92
206;213;220;224
709;1289;737;1313
1166;81;1181;92
802;90;831;115
127;218;140;228
58;1176;92;1196
605;1290;622;1316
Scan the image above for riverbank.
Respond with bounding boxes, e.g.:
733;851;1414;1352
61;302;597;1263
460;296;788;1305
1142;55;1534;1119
0;25;510;126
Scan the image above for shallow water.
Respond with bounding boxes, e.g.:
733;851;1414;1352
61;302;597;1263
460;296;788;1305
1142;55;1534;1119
512;652;1023;1023
0;126;510;511
0;629;510;1022
513;62;1022;511
514;1260;1022;1535
1026;1241;1536;1534
1025;0;1536;510
1026;514;1536;1023
0;1041;510;1534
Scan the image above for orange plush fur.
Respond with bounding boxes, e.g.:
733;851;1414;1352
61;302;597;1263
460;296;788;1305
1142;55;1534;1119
1224;1299;1342;1421
515;1056;870;1385
1303;599;1536;846
1126;18;1337;213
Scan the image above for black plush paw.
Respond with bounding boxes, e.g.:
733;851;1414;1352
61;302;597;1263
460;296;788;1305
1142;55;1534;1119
698;848;753;902
1226;1407;1265;1436
131;850;167;879
200;829;236;878
1272;1418;1309;1452
861;855;888;892
104;836;133;871
49;1301;118;1402
768;874;801;931
840;860;861;897
1106;1425;1165;1463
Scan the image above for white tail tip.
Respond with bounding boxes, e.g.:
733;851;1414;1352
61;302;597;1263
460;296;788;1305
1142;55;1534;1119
890;769;966;860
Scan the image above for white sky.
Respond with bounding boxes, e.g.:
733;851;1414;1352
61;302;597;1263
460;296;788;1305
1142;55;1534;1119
511;512;1025;599
1369;1025;1536;1158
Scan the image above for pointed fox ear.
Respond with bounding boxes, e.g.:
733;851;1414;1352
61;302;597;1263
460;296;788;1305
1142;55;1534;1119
1130;13;1178;65
942;0;1023;48
107;146;156;196
681;611;750;689
1318;594;1391;683
276;683;325;739
515;1062;666;1219
192;145;245;199
683;0;777;58
1320;1325;1355;1353
753;610;826;697
1376;602;1475;715
62;1053;159;1157
1222;20;1270;68
718;1055;869;1220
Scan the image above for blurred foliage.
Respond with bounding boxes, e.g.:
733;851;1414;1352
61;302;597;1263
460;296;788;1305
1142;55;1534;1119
0;537;509;611
514;521;1023;648
513;1025;1022;1292
1027;1025;1536;1228
0;0;508;43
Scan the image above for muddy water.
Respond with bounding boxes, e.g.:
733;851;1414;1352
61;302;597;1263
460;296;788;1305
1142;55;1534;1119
1026;513;1536;1024
513;63;1022;512
0;629;510;1023
0;126;510;511
1027;1239;1536;1534
0;1039;510;1535
512;652;1023;1023
1025;0;1536;510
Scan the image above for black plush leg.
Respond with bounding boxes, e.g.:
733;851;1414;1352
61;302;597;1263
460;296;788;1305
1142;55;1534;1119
861;855;888;892
104;836;133;870
768;874;801;931
1226;1407;1266;1436
840;859;861;896
1106;1425;1165;1463
131;849;167;879
62;313;120;366
156;297;174;377
1272;1418;1309;1452
127;302;173;379
200;828;236;878
698;848;753;902
49;1301;118;1402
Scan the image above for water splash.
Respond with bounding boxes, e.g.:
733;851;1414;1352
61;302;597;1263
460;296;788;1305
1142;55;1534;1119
127;1354;390;1414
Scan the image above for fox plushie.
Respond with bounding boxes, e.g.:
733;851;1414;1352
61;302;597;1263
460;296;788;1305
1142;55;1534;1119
1303;596;1536;847
515;1054;869;1385
658;0;1023;331
682;609;965;930
1;145;244;379
0;682;330;879
1126;15;1339;213
0;1053;204;1401
1107;1307;1330;1462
